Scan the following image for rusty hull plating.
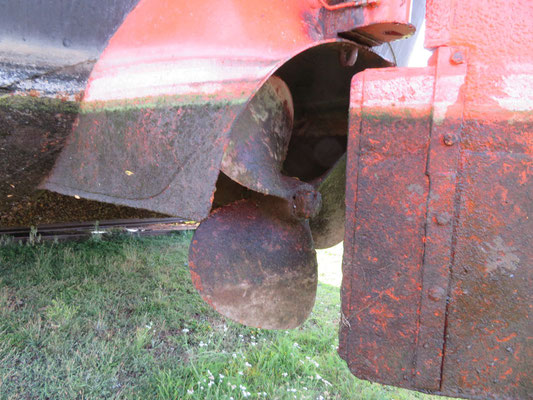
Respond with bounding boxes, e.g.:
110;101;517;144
339;0;532;397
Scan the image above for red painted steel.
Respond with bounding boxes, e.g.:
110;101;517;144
340;0;532;398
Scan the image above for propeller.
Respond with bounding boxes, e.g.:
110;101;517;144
189;75;331;329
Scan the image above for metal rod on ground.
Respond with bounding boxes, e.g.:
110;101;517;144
0;218;198;242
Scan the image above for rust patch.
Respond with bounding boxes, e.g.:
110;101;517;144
482;236;521;274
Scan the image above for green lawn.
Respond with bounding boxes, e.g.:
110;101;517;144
0;233;447;399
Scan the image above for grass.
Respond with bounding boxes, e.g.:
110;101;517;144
0;233;447;400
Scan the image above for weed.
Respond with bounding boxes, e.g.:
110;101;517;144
0;235;13;247
27;226;42;246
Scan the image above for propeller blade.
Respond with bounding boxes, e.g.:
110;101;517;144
309;154;346;249
221;75;295;199
189;198;317;329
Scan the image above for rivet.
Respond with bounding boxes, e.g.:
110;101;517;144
436;212;451;226
443;133;457;146
450;51;464;65
428;286;445;302
339;47;358;67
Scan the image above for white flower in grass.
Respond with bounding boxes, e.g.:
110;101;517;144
208;381;213;387
182;328;190;333
219;373;225;379
240;384;251;397
232;353;237;359
187;389;194;395
282;372;288;377
251;342;257;346
306;357;319;367
293;342;300;349
238;371;244;375
244;362;252;368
